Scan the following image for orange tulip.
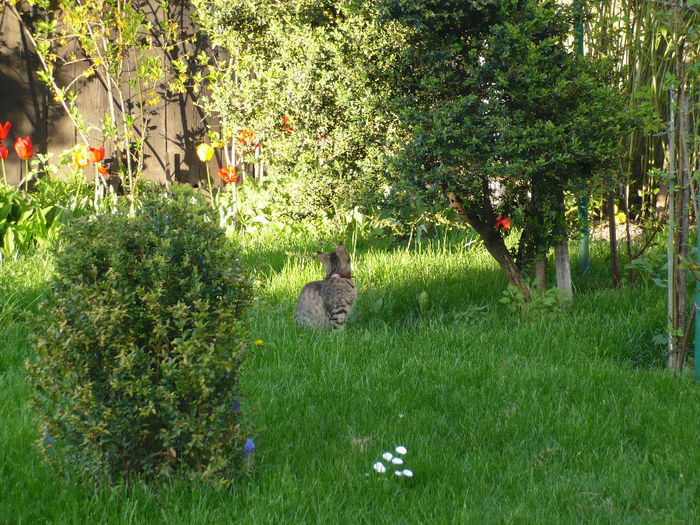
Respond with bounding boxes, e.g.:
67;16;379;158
97;164;108;176
0;145;7;160
89;147;105;163
218;165;239;184
14;136;33;160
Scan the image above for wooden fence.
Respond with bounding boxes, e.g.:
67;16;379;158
0;2;228;190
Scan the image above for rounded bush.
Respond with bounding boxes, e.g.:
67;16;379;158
27;184;255;483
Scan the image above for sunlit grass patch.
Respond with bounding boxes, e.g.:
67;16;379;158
2;234;699;524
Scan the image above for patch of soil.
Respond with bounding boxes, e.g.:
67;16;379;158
590;222;644;242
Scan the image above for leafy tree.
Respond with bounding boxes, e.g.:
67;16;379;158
194;0;628;298
379;0;628;298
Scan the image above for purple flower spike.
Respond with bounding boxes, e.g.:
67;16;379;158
243;438;255;456
232;399;242;412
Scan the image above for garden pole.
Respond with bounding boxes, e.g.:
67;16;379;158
696;166;700;382
574;0;590;276
578;196;590;275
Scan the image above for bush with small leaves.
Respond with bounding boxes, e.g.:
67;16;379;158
27;184;255;484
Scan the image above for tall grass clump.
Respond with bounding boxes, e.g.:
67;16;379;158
25;184;255;484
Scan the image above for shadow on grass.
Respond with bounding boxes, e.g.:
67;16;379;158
247;231;669;370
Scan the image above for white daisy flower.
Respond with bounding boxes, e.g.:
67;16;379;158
382;452;393;461
395;445;407;455
391;457;404;465
402;469;413;477
373;462;386;474
395;470;404;477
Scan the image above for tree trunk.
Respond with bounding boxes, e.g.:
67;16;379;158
677;90;690;334
671;88;691;373
535;256;547;290
555;237;573;300
448;191;532;302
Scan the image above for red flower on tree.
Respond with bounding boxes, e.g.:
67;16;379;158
496;216;511;231
14;136;33;160
218;165;239;184
0;121;10;141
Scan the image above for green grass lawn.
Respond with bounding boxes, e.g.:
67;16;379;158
2;233;699;524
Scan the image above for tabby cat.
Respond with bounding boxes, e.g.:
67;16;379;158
296;242;357;330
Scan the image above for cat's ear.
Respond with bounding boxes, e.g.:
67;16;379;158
317;251;331;273
336;242;347;255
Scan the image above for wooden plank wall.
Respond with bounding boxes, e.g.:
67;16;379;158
0;6;47;186
0;1;223;190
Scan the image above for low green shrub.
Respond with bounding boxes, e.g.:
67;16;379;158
27;184;255;484
500;279;571;316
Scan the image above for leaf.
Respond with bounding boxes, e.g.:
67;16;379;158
0;202;12;221
3;227;15;255
651;333;667;346
651;276;667;288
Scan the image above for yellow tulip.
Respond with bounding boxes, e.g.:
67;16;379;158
196;143;215;162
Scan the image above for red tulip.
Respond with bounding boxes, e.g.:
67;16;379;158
496;216;511;231
14;136;33;160
89;147;105;163
0;145;7;160
218;165;239;184
0;121;10;141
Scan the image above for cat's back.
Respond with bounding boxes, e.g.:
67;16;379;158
296;242;357;330
296;276;357;329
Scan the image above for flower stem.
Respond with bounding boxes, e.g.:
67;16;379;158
1;159;6;186
206;164;215;210
94;167;100;210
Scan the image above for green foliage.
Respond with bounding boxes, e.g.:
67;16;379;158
193;0;410;222
500;280;571;316
26;184;255;483
0;184;62;257
193;0;630;290
386;0;630;262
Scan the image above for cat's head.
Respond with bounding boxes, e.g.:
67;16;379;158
317;242;352;278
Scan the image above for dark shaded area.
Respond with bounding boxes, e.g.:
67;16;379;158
0;7;48;186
